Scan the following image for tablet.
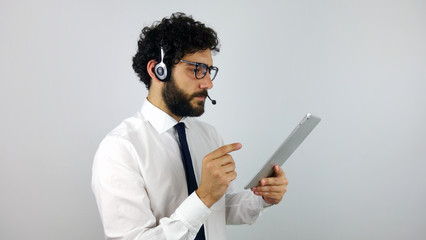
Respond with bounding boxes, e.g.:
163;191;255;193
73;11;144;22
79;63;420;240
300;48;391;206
244;113;321;189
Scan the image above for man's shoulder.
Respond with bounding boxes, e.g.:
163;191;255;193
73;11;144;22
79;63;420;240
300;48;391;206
104;111;147;141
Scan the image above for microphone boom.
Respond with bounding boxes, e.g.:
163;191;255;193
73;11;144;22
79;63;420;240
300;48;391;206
207;95;217;105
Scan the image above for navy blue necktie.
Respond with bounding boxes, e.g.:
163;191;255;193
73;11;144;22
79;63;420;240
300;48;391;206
174;122;206;240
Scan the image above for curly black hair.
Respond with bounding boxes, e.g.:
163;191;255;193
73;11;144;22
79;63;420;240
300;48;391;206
132;12;220;89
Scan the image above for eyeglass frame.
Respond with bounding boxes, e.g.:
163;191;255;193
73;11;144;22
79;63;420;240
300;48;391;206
179;59;219;81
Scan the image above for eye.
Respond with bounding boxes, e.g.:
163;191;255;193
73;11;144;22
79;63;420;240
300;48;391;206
198;64;208;72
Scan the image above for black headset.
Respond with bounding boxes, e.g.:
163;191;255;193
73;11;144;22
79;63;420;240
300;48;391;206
154;47;171;82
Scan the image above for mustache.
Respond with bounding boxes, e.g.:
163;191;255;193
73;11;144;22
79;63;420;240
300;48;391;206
190;90;208;99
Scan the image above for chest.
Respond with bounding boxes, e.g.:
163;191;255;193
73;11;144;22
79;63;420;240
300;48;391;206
132;126;220;217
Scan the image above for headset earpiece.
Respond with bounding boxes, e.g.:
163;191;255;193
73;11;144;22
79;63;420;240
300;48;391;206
154;47;171;82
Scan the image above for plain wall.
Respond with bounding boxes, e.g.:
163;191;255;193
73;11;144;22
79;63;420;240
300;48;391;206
1;0;425;239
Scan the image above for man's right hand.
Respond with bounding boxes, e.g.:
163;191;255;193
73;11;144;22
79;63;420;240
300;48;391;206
195;143;242;208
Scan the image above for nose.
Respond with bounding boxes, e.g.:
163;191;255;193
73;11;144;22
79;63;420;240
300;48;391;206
199;74;213;90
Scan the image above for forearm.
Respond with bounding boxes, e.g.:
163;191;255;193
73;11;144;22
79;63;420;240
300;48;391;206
96;191;210;240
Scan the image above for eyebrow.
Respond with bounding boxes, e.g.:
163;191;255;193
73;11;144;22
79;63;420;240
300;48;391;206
180;59;214;67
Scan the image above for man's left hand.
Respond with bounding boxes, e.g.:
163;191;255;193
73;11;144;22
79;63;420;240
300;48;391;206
251;165;288;205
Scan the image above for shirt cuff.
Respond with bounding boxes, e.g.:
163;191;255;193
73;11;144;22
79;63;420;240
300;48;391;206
174;192;211;234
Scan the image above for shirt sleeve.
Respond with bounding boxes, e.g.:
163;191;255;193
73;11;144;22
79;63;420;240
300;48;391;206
91;137;211;240
224;182;272;225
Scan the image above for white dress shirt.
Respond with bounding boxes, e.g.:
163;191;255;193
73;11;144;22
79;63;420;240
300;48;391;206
92;100;269;240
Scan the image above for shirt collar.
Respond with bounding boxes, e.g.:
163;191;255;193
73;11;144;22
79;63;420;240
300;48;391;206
141;99;189;134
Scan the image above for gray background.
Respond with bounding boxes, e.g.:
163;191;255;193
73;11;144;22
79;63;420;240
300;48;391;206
1;0;425;239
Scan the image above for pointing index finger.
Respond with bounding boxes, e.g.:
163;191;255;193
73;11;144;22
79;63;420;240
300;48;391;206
207;143;242;160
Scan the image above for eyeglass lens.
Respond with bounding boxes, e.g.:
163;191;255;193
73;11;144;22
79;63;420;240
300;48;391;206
195;64;217;81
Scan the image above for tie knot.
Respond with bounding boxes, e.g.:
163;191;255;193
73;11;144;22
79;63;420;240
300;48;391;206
175;122;185;130
174;122;186;134
174;122;187;139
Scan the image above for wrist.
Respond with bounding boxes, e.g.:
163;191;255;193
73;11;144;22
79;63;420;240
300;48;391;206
195;189;214;208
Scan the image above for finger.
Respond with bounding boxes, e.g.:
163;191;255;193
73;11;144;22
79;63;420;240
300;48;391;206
220;160;235;173
216;154;235;167
206;154;234;170
252;186;286;196
252;190;283;199
226;170;238;182
205;143;242;160
273;165;285;177
251;185;285;193
259;175;288;187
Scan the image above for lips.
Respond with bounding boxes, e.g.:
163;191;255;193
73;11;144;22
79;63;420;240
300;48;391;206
191;90;208;100
194;96;206;101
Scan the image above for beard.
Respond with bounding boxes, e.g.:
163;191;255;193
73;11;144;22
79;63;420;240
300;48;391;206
162;76;207;117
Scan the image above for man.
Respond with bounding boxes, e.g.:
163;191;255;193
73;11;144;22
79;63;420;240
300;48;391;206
92;12;288;240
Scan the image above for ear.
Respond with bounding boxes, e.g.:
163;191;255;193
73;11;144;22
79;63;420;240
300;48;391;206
147;59;161;82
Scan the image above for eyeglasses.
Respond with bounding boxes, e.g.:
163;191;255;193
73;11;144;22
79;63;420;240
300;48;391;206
180;59;219;81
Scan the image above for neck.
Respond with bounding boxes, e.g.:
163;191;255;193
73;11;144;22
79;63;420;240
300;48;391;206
146;94;182;122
